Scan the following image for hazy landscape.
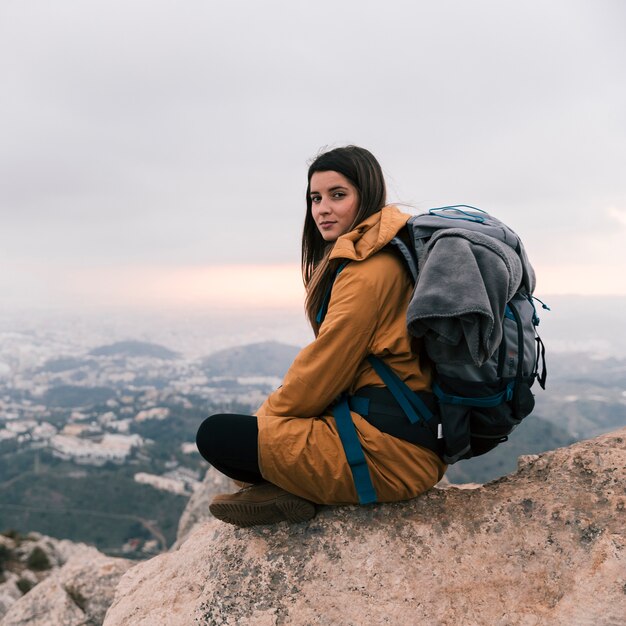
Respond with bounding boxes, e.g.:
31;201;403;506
1;2;623;621
1;297;625;557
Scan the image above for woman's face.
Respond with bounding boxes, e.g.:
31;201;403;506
309;171;360;242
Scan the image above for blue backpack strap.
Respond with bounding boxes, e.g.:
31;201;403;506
428;205;487;222
433;381;515;407
367;355;434;424
316;261;349;324
332;396;377;504
315;261;377;504
348;396;370;415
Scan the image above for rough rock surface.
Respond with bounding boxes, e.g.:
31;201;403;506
1;549;132;626
0;573;22;622
175;466;237;545
104;428;626;626
0;532;99;620
8;533;91;569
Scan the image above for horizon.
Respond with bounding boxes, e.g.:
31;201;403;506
2;256;625;314
2;293;626;360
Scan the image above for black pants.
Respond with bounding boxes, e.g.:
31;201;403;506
196;413;264;484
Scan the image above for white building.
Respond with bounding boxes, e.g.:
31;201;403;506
134;407;170;422
134;472;190;496
49;433;143;466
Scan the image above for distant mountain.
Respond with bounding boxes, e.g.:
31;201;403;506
202;341;300;378
445;414;576;484
536;295;626;358
89;341;178;360
41;385;116;408
534;352;626;439
40;356;95;373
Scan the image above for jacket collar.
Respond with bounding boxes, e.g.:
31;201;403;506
329;205;410;262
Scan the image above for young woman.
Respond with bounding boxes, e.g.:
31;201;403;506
196;146;446;526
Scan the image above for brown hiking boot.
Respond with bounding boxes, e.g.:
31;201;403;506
209;482;316;527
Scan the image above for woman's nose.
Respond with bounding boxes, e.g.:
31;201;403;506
318;198;331;214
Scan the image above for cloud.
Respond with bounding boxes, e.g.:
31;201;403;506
607;206;626;228
1;0;625;306
535;262;626;296
0;261;305;311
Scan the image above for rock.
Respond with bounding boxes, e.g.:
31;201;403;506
517;453;541;469
5;532;96;570
0;573;22;620
174;466;238;545
1;550;132;626
0;533;99;621
103;428;626;626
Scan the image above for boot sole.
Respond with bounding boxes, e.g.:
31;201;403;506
209;494;316;527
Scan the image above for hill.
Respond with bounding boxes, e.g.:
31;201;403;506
41;385;116;408
0;460;187;554
201;341;300;377
534;352;626;439
40;357;96;373
88;341;178;360
445;413;575;483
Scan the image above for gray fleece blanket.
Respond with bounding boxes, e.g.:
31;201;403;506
406;228;524;367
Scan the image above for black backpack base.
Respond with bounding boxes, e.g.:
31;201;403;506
436;374;537;463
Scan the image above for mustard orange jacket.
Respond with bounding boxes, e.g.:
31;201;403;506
256;206;446;504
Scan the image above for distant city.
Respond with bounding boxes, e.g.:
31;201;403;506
0;308;305;556
0;337;282;470
0;301;624;555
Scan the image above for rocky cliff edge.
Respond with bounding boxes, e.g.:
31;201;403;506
103;428;626;626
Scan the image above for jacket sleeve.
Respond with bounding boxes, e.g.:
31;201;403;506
256;262;382;418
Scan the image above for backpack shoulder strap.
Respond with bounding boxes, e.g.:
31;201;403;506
367;355;435;425
388;236;418;281
316;261;349;324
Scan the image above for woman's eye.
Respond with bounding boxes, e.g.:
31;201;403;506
333;192;346;199
311;196;321;203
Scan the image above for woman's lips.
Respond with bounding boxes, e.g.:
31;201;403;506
319;221;336;229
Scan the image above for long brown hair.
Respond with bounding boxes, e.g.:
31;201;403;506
302;146;387;330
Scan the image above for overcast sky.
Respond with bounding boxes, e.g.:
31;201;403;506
1;0;625;311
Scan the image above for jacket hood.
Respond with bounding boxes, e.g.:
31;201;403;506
329;205;410;262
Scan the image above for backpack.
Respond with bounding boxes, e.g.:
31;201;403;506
382;205;548;464
324;205;548;504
